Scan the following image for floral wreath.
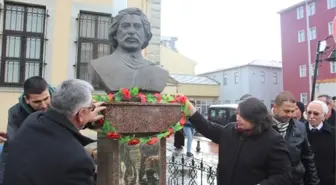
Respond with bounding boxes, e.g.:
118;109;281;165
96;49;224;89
92;87;189;146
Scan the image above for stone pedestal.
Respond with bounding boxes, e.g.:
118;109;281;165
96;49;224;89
97;102;181;185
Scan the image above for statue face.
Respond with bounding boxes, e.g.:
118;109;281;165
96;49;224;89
116;14;146;51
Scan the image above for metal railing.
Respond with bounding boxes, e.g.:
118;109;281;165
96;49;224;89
166;156;217;185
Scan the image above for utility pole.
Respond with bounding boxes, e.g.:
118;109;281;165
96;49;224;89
305;0;313;100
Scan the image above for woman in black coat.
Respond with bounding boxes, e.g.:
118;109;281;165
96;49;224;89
186;97;292;185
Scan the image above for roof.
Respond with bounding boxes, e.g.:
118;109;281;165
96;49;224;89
209;104;238;109
199;59;282;75
277;0;313;14
169;74;219;85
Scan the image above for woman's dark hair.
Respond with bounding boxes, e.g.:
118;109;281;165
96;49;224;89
237;97;272;133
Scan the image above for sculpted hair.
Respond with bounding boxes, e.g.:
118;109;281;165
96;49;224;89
275;91;296;106
310;100;329;115
51;79;94;117
238;97;272;133
109;7;152;50
24;76;48;97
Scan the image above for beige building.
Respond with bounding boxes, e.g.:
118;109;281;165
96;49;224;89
0;0;219;131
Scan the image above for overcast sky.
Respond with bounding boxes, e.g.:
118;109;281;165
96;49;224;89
161;0;302;74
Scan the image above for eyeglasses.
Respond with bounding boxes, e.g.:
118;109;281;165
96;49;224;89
76;103;95;116
307;111;320;116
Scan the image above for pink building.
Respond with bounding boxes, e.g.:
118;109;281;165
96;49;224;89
279;0;336;104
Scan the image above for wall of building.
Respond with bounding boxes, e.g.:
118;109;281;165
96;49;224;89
160;46;196;75
280;0;336;101
248;66;283;109
203;65;283;110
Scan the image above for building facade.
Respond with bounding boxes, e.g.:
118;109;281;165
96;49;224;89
201;60;283;110
279;0;336;104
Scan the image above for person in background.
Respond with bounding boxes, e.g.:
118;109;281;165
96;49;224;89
294;101;306;123
272;91;319;185
183;100;196;157
0;76;54;184
306;100;335;185
173;128;184;150
229;94;252;122
317;94;335;127
3;79;105;185
187;96;292;185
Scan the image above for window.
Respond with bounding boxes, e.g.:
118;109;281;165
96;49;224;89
298;30;305;42
260;71;265;83
296;6;304;19
273;72;278;84
224;100;231;104
299;65;307;77
0;3;47;86
223;74;227;85
328;21;333;35
300;93;308;105
307;3;315;16
309;27;317;40
76;11;112;89
235;100;240;103
331;62;336;73
234;72;239;84
328;0;336;9
311;63;319;76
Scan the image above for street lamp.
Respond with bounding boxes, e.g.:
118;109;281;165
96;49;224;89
311;36;335;101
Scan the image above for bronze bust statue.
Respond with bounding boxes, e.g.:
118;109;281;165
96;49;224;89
89;8;169;93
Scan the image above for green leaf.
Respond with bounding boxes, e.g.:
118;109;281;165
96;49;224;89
139;137;151;144
173;124;183;131
114;94;122;102
130;87;139;97
157;132;167;139
120;136;131;143
102;121;110;133
182;103;190;115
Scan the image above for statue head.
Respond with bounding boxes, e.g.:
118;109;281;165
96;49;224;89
109;8;152;51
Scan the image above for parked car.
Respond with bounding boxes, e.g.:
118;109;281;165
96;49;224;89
207;104;238;126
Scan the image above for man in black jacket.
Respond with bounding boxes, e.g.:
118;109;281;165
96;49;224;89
0;76;54;183
306;100;335;185
272;91;319;185
3;79;105;185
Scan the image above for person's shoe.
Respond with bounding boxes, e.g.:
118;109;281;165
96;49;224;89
186;152;193;157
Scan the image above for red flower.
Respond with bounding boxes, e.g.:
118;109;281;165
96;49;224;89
179;116;186;126
167;128;174;138
95;119;104;126
175;95;187;104
128;138;140;145
107;93;114;101
121;88;131;99
153;93;162;102
107;132;121;139
136;93;147;103
147;137;159;145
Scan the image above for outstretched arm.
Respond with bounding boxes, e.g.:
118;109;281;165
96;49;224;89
188;101;226;144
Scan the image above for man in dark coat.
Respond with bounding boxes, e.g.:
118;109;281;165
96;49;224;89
187;96;292;185
272;91;319;185
306;100;335;185
318;94;336;127
0;76;54;183
3;79;105;185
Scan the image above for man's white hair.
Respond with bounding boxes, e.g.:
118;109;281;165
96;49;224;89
309;100;329;115
51;79;94;117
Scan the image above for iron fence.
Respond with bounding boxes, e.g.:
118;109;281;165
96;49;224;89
166;156;217;185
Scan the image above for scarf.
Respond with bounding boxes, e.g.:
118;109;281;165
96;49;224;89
272;117;289;138
271;108;289;138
